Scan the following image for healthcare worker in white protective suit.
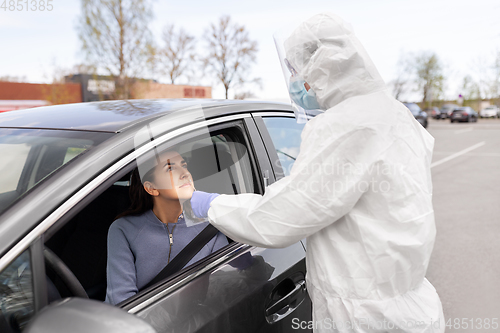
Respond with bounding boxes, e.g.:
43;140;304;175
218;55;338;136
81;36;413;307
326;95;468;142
190;12;444;332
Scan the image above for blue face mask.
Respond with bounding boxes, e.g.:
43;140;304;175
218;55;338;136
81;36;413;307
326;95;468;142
289;78;321;110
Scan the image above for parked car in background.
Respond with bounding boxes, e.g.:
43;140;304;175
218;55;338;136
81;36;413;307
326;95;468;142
479;105;499;118
439;104;460;119
450;107;478;123
424;107;442;119
403;102;428;128
0;100;314;333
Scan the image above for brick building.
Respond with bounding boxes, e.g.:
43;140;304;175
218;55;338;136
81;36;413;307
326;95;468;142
65;74;211;102
0;75;212;112
0;81;82;112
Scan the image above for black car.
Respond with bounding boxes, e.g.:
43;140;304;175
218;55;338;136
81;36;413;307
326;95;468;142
450;107;478;123
424;106;443;120
0;100;313;333
403;102;428;128
439;104;460;119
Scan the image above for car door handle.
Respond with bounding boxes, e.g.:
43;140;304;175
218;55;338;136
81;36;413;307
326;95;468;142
265;280;307;324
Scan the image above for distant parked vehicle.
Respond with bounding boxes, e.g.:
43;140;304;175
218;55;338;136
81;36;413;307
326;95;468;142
479;105;499;118
403;102;428;128
424;107;442;119
450;107;478;123
439;104;460;119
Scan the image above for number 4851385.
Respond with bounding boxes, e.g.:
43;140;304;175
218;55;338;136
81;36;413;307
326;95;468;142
445;318;499;330
1;0;54;11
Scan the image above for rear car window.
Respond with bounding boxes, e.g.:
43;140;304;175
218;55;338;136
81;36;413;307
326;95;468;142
262;117;306;177
0;129;111;215
404;103;421;116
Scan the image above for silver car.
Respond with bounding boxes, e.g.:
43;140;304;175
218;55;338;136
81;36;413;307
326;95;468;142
479;105;499;118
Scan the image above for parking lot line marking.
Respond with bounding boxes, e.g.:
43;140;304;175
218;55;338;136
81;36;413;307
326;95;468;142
454;127;473;134
433;151;500;157
431;141;486;168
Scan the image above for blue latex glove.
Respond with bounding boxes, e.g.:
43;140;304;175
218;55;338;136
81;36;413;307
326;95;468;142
190;191;220;218
289;78;321;110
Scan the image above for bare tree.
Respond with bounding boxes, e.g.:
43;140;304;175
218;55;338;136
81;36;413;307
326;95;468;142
233;90;256;100
390;53;413;100
158;25;197;84
470;56;493;99
461;75;481;101
413;51;445;106
490;51;500;101
203;15;260;99
77;0;155;99
71;63;98;76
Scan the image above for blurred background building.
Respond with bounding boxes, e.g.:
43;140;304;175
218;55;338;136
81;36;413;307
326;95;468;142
0;74;211;112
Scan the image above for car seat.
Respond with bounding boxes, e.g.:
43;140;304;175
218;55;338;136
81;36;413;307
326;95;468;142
188;142;238;195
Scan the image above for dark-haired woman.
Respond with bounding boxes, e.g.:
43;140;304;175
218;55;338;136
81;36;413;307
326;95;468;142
105;150;227;305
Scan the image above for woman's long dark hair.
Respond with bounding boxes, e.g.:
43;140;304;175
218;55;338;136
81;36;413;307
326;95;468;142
115;165;204;222
115;168;154;220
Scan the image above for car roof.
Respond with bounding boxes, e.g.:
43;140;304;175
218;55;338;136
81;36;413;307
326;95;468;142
0;99;293;133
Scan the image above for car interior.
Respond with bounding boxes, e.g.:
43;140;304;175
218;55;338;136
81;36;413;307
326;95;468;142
43;130;258;304
0;137;94;215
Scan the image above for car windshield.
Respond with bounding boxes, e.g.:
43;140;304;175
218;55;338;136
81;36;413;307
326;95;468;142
0;128;111;215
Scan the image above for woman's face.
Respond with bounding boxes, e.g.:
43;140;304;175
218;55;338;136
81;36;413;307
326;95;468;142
145;151;194;202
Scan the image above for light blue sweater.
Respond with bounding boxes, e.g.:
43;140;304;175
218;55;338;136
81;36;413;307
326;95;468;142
105;209;227;305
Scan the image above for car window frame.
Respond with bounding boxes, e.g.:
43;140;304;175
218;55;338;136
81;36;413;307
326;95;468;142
0;236;47;331
251;112;311;253
119;117;269;311
251;111;300;181
17;114;268;313
29;237;47;313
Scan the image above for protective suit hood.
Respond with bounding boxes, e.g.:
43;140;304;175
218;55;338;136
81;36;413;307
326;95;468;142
284;12;386;110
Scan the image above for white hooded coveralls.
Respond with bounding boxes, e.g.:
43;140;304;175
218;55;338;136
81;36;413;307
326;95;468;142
207;13;444;332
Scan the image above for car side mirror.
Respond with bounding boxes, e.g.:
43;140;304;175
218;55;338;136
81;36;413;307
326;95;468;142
23;298;156;333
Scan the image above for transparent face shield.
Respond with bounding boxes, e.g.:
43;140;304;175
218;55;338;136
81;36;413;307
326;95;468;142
133;105;254;227
275;12;387;122
274;25;325;124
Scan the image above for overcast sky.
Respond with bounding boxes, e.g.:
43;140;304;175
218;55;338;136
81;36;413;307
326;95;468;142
1;0;499;102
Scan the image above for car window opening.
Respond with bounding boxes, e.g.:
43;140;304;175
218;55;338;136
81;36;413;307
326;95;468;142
43;129;258;305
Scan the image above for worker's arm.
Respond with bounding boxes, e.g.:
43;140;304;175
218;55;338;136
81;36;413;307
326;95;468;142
192;117;386;249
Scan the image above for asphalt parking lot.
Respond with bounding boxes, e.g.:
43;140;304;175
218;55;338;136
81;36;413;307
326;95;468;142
426;117;500;331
